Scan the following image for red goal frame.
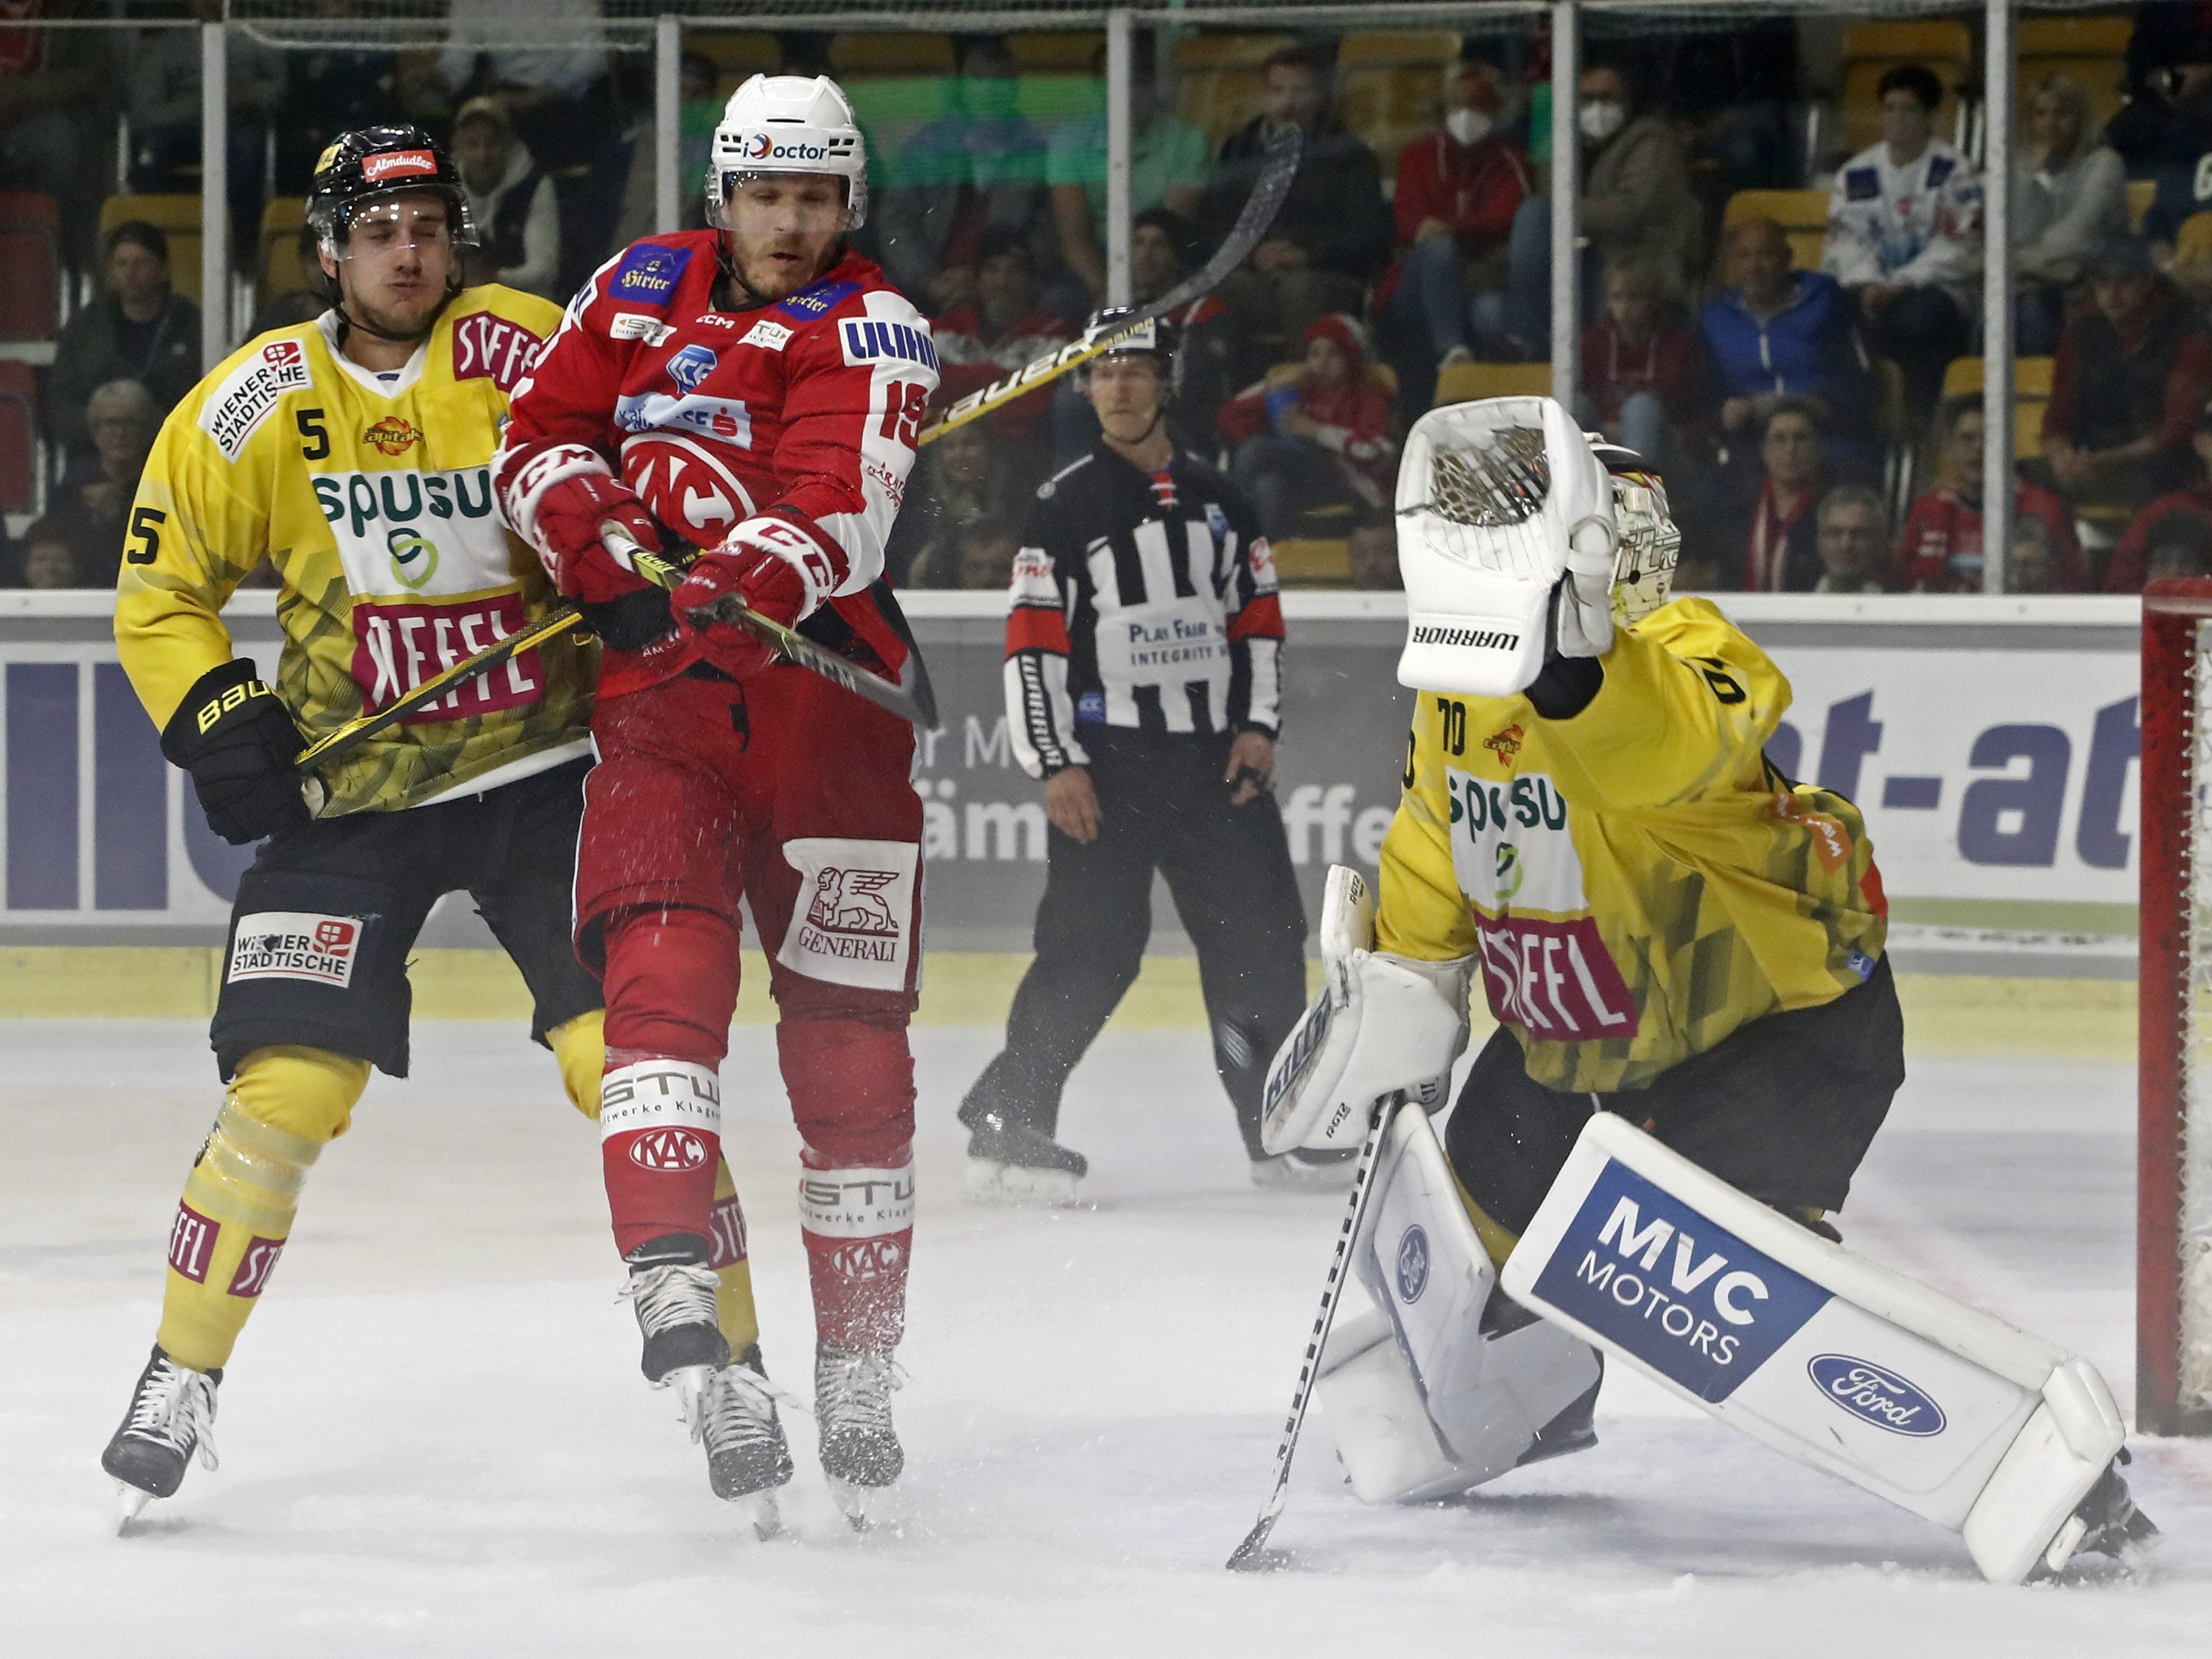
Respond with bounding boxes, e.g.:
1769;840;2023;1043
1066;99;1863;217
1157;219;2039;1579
2139;578;2212;1435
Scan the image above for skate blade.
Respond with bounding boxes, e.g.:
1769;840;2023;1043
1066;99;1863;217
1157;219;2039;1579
113;1481;153;1534
826;1475;901;1534
663;1364;713;1438
965;1156;1079;1208
734;1487;784;1543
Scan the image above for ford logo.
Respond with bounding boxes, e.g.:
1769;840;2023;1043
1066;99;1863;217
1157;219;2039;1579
1395;1225;1430;1304
1807;1353;1946;1437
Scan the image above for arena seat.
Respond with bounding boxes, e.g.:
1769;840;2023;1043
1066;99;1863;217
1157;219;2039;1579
98;195;209;306
2016;16;2133;58
1720;188;1829;273
1939;356;2054;460
2130;178;2156;233
1836;19;1972;155
692;31;780;80
254;198;309;312
2018;55;2130;131
1337;31;1459;173
1269;537;1352;584
0;192;60;343
1007;31;1104;73
1432;360;1550;407
1173;32;1295;147
829;32;956;77
0;359;36;514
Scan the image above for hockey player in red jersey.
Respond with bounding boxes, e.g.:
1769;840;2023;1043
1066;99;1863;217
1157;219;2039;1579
493;74;935;1528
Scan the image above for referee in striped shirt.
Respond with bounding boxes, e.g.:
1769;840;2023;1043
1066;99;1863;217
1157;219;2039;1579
958;309;1328;1202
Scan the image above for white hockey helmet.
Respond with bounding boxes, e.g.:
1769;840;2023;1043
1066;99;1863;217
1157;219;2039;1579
708;74;869;230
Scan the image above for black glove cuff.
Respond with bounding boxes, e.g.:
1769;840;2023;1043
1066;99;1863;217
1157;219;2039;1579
161;659;282;767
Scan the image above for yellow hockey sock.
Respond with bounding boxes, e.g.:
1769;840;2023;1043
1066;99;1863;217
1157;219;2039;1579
1453;1170;1523;1273
548;1011;761;1356
155;1046;367;1373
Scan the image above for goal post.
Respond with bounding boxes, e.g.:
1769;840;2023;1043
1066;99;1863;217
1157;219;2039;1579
2139;578;2212;1436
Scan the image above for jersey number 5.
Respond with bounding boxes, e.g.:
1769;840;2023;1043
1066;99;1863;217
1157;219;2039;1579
878;381;930;448
126;506;166;565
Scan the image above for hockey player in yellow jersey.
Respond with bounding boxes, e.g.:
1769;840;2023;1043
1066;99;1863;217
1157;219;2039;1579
1255;398;2152;1580
100;126;763;1526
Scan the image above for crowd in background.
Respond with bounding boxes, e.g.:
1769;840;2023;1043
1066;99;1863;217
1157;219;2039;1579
14;4;2212;599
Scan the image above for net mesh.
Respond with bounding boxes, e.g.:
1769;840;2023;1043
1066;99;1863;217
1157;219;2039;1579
2186;623;2212;1415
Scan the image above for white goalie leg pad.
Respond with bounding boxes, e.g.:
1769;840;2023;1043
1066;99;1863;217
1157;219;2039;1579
1261;866;1472;1155
1500;1113;2125;1583
1317;1104;1600;1503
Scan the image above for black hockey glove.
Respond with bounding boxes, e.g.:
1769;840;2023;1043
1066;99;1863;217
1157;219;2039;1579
160;659;312;846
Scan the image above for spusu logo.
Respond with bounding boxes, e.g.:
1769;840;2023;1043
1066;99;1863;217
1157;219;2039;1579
1807;1354;1947;1437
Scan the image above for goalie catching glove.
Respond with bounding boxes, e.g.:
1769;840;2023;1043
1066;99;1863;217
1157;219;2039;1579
160;659;312;845
1259;865;1473;1155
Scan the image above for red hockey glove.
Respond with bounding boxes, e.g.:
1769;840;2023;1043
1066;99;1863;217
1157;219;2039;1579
499;443;657;604
671;521;823;679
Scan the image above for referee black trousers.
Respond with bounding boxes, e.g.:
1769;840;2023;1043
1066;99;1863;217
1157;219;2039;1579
962;728;1309;1159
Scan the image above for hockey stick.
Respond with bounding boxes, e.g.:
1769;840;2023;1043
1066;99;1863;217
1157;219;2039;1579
920;124;1302;446
1225;1095;1402;1572
293;133;1296;775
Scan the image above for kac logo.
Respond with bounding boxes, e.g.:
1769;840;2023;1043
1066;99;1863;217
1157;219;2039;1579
1807;1354;1947;1437
666;343;718;393
629;1127;708;1172
1395;1225;1431;1304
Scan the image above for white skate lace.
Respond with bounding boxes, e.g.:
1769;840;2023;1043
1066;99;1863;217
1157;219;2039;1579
816;1347;905;1436
621;1261;721;1339
697;1363;809;1452
126;1358;219;1472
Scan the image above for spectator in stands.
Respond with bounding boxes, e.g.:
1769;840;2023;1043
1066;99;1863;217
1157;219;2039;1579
1047;33;1209;305
1219;312;1396;541
614;51;720;248
2142;508;2212;582
1379;59;1532;390
415;0;613;172
1580;260;1702;471
51;378;157;585
1808;486;1893;594
876;36;1054;317
2112;8;2212;175
1206;43;1392;352
127;0;283;250
884;417;1027;589
2044;238;2212;509
48;224;201;462
2102;405;2212;592
1701;217;1876;471
10;514;80;589
932;227;1077;475
1823;63;1981;427
1347;509;1402;591
2015;74;2129;356
1703;397;1829;591
2006;517;2066;594
453;97;561;299
956;514;1021;593
0;2;113;270
1902;395;2086;593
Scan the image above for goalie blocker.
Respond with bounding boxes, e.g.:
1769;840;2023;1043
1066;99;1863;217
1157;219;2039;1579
1319;1104;2151;1583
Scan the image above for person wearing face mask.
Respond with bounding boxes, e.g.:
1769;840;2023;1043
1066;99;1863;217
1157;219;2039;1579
1821;63;1981;428
1379;59;1533;394
1501;61;1697;353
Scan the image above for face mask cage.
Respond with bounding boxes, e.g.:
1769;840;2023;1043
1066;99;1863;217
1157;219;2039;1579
1610;468;1681;623
316;195;475;268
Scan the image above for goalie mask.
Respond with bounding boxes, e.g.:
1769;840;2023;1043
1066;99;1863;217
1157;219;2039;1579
1394;398;1679;697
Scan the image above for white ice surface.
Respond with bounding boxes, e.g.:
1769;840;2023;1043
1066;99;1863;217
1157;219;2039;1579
2;1023;2209;1657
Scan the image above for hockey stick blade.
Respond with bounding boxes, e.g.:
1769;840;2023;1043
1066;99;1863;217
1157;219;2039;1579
1225;1098;1401;1572
922;125;1302;447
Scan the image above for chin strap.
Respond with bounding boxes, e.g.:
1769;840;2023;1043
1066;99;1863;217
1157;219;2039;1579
329;270;462;351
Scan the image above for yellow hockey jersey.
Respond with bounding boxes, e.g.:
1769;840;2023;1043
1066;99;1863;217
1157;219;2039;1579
1378;597;1888;1094
116;286;594;816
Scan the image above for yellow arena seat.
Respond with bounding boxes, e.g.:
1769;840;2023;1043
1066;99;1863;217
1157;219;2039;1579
100;194;210;306
829;32;957;77
1938;357;2055;460
1433;360;1552;407
1720;188;1829;272
2019;55;2130;131
2017;17;2133;58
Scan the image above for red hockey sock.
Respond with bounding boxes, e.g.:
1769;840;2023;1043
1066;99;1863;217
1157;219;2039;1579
599;907;742;1261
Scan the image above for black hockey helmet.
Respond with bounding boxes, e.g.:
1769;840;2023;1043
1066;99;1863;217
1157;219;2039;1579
1075;305;1179;400
307;125;477;253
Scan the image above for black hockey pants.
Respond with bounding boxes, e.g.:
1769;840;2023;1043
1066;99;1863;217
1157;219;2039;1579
961;728;1309;1159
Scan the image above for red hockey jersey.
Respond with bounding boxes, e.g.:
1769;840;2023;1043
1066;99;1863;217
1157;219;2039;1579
495;232;938;697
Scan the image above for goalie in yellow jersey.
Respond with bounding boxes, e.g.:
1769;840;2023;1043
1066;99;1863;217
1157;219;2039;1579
98;126;764;1526
1255;398;2153;1581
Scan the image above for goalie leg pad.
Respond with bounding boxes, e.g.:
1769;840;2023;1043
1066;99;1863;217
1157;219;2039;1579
1317;1104;1600;1503
1501;1113;2127;1583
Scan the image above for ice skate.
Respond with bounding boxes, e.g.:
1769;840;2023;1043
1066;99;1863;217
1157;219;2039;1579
816;1342;904;1530
101;1346;220;1531
698;1346;796;1540
1249;1147;1356;1192
962;1106;1086;1206
625;1254;730;1443
2037;1455;2160;1577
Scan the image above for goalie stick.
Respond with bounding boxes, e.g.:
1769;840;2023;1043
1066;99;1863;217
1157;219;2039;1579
292;129;1300;776
1225;1095;1403;1572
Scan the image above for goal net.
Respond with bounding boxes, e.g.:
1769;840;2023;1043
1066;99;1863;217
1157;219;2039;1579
2139;579;2212;1436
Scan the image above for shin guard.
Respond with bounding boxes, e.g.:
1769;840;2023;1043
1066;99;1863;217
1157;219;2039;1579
600;1059;723;1260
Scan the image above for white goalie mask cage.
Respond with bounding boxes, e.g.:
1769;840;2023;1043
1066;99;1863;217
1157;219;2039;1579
1394;397;1680;697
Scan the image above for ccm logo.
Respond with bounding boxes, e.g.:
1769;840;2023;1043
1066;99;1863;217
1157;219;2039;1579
628;1128;708;1171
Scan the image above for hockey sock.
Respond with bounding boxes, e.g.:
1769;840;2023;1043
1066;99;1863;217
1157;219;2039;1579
708;1159;761;1356
155;1046;368;1373
548;1009;606;1117
1454;1168;1523;1272
797;1145;915;1355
